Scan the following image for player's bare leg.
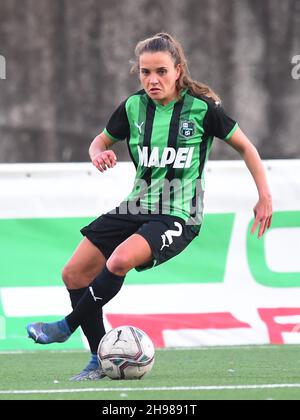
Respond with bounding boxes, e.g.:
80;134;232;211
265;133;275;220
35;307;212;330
62;237;107;289
106;233;153;276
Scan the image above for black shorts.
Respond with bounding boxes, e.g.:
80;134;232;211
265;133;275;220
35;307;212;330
80;207;200;272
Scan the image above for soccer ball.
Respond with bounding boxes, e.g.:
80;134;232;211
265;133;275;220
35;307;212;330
97;325;155;380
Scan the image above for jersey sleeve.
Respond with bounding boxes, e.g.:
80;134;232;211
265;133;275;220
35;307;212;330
104;100;130;142
203;100;238;140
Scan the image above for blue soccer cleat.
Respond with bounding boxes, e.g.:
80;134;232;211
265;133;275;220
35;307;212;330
27;319;71;344
69;353;106;381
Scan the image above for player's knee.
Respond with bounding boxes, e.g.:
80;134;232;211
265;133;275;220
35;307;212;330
61;265;81;289
107;251;132;276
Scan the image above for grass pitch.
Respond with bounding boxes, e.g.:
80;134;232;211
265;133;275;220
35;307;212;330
0;345;300;400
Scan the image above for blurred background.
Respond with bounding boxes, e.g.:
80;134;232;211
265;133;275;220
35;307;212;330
0;0;299;163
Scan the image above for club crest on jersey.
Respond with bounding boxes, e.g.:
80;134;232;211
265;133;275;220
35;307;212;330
180;120;195;139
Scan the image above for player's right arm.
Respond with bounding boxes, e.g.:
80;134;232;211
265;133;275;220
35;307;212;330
89;131;117;173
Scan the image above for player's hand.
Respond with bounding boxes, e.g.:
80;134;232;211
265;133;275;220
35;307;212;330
250;195;273;239
91;150;117;173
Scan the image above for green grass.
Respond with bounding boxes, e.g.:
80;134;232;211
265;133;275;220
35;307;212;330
1;346;300;400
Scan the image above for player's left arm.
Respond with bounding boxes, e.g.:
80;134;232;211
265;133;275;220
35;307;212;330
226;127;273;238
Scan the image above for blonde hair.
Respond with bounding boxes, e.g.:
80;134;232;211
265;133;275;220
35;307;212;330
130;32;221;103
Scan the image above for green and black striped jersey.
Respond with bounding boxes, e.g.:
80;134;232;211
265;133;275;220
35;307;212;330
104;89;238;227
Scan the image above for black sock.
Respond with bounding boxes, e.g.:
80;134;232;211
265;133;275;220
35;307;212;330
66;265;125;333
68;288;106;354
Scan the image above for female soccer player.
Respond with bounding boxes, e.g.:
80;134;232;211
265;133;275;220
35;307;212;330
27;33;272;380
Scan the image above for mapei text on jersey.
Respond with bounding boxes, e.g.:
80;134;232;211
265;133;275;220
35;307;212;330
138;146;195;169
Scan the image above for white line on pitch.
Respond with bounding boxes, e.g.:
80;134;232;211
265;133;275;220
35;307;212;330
1;384;300;395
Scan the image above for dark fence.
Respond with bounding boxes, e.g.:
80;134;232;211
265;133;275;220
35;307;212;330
0;0;299;162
